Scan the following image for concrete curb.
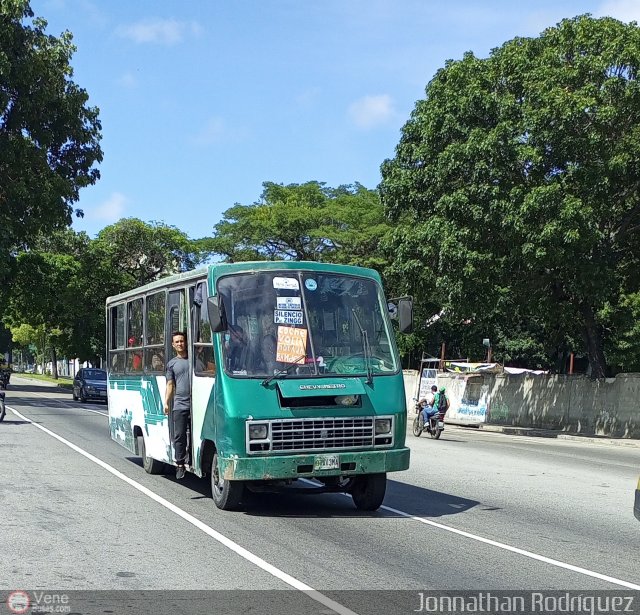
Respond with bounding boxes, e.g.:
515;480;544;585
471;423;640;448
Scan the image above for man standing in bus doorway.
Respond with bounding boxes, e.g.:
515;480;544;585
164;331;190;480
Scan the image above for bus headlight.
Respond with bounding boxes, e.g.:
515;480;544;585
375;419;392;434
335;395;358;406
248;423;268;440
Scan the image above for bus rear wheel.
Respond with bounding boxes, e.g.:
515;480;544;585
350;473;387;511
137;435;165;475
211;451;245;511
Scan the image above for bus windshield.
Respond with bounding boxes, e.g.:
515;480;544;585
217;271;398;378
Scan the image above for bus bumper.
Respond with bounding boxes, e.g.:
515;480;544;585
218;447;410;481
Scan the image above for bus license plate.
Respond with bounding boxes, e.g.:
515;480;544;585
314;454;339;471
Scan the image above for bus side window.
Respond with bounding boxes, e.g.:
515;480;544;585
126;298;143;372
144;291;166;373
194;344;215;376
194;295;215;377
109;304;125;373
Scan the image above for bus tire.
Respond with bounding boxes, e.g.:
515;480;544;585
138;435;165;475
211;451;244;511
350;473;386;511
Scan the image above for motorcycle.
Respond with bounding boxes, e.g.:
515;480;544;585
0;368;10;390
412;401;445;439
0;390;5;422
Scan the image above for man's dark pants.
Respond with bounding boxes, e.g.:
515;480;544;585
172;406;191;466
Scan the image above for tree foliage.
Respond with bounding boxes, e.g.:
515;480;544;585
94;218;212;288
2;221;215;368
380;15;640;376
0;0;102;290
209;181;391;269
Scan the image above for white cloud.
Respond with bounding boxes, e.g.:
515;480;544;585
89;193;127;222
191;117;249;146
348;94;395;130
596;0;640;22
117;71;137;88
295;87;322;106
116;18;202;45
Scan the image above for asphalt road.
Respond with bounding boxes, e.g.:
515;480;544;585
1;376;639;612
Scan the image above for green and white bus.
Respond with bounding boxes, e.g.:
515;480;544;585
106;261;411;510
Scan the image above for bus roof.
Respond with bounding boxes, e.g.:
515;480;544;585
106;261;382;304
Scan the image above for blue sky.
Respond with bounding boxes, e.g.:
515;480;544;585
33;0;640;240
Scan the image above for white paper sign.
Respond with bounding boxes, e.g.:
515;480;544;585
274;310;304;325
273;277;299;290
276;326;308;363
276;296;301;310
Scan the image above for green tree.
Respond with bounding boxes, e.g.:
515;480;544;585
4;250;80;377
209;181;391;268
380;15;640;377
0;0;102;291
3;223;213;368
35;229;121;363
10;322;46;371
94;218;213;288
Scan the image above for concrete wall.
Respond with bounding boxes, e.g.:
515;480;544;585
402;370;640;438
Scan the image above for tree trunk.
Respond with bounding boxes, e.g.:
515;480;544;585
51;346;59;379
579;303;607;379
41;329;47;375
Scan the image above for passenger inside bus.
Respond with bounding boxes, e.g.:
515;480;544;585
128;336;142;371
195;344;215;374
225;323;247;372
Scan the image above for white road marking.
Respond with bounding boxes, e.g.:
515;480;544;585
295;481;640;591
378;503;640;590
15;388;109;416
76;407;109;417
6;406;357;615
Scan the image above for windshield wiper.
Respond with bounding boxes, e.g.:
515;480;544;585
261;355;307;387
351;309;373;384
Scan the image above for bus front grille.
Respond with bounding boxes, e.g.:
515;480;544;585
270;417;374;452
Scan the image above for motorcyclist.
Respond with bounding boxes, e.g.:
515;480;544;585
433;386;450;418
420;385;439;425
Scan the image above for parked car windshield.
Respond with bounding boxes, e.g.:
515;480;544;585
83;370;107;380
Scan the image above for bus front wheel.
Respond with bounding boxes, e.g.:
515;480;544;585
211;452;245;511
350;473;387;511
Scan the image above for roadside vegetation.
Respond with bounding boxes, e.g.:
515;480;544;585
13;372;73;389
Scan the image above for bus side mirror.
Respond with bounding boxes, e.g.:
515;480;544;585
398;298;413;334
206;296;227;333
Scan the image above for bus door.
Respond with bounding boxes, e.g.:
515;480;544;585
166;288;191;465
191;280;215;476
